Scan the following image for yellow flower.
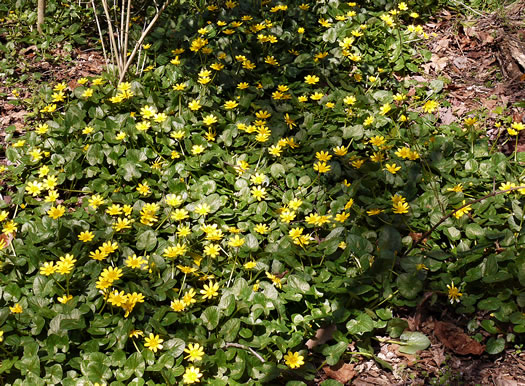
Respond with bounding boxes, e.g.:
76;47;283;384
228;235;245;248
144;333;164;353
422;100;439;113
136;182;151;196
48;205;66;219
333;145;348;156
113;217;133;231
100;266;123;283
447;184;463;193
125;254;148;269
223;100;238;110
203;244;220;258
453;200;472;219
447;282;462;304
89;194;105;209
367;208;384;216
200;281;220;300
106;204;123;216
40;262;56;276
184;343;205;362
192;145;205;155
318;18;332;28
343;95;356;105
25;181;43;196
500;182;516;193
188;99;202;111
266;272;282;288
195;203;211;216
392;201;409;214
2;220;17;235
163;243;187;258
313;161;331;173
78;231;94;242
170;299;186;312
284;351;305;369
385;163;401;174
244;261;257;269
183;366;203;384
316;151;332;162
304;75;320;85
82;88;93;98
173;83;186;91
202;114;217;126
10;303;23;314
254;224;269;234
171;208;189;221
251;186;267;201
129;329;144;338
335;212;350;222
57;294;73;304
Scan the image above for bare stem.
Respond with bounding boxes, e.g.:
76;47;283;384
119;0;170;83
224;343;266;363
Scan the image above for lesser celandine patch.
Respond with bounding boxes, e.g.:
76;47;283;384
0;0;521;383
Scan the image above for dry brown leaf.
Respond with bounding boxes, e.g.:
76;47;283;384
434;321;485;355
323;361;356;384
305;324;337;349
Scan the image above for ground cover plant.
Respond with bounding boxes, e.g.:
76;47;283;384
1;0;525;384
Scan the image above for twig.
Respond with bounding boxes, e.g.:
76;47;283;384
224;343;266;363
119;0;170;83
123;0;132;70
404;185;525;256
90;0;108;66
448;0;484;16
101;0;123;73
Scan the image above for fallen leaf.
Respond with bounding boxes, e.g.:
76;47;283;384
305;324;337;349
434;321;485;355
439;107;456;125
323;361;356;384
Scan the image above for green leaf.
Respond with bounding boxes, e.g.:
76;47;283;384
346;312;375;336
444;226;461;241
477;297;502;311
244;234;259;252
165;338;186;358
119;160;142;181
287;274;310;294
485;337;505;354
396;273;423;299
86;143;103;165
376;308;393;321
398;331;431;354
465;223;484;239
123;352;145;380
136;229;157;251
218;294;236;317
322;341;348;366
480;319;499;334
270;163;286;179
201;306;220;330
80;359;111;382
321;380;344;386
219;318;241;342
322;27;337;43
